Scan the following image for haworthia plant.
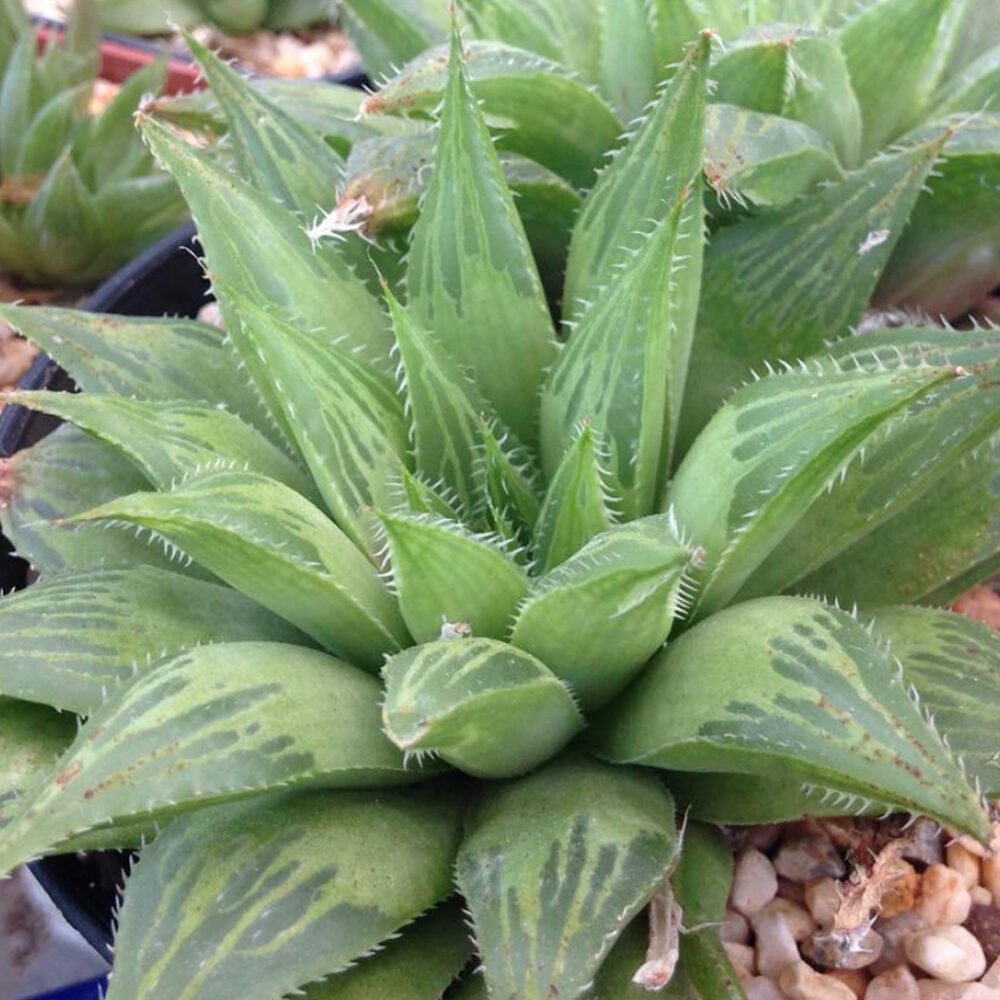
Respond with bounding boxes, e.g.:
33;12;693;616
1;3;999;997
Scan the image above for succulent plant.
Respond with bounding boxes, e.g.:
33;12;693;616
98;0;337;36
0;2;1000;999
0;0;186;287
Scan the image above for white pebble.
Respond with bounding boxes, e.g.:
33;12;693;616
774;836;846;882
917;864;973;926
983;955;1000;989
972;886;993;907
724;940;756;979
745;977;793;1000
806;877;842;927
778;961;857;1000
759;898;817;942
946;842;981;890
915;982;1000;1000
721;908;750;943
905;925;986;983
732;848;779;917
754;911;801;978
982;850;1000;909
865;965;919;1000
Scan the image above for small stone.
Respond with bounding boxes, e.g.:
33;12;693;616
803;928;883;970
963;904;1000;964
973;887;994;907
901;819;946;866
982;954;1000;988
982;850;1000;909
754;911;802;978
880;862;920;919
778;961;857;1000
745;977;792;1000
775;836;847;882
759;898;817;942
915;983;1000;1000
917;864;973;926
732;848;779;917
723;940;756;979
736;824;783;853
865;965;919;1000
947;842;981;890
806;878;842;927
825;969;868;998
779;877;809;905
721;908;751;943
905;925;986;983
869;911;929;976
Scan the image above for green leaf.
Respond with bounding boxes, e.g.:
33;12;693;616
96;0;203;32
385;287;491;515
378;511;528;644
456;753;678;1000
0;305;272;440
671;823;745;1000
184;34;344;217
934;44;1000;114
106;786;462;1000
0;641;430;872
339;0;450;82
0;566;306;714
0;426;200;578
15;84;88;177
931;0;1000;85
873;606;1000;797
406;28;556;448
564;32;709;322
386;467;460;521
590;595;991;841
0;37;42;174
365;41;621;189
733;328;1000;605
874;116;1000;318
0;697;74;827
301;902;472;1000
511;515;695;710
70;470;410;670
596;0;657;122
679;132;946;450
477;417;541;549
674;364;961;620
5;391;317;502
533;423;617;573
711;28;862;168
382;638;583;778
839;0;952;157
225;289;409;556
542;178;704;516
137;115;392;432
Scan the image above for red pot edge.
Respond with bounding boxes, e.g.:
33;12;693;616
35;23;203;95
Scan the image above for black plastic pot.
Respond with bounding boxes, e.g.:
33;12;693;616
0;223;208;962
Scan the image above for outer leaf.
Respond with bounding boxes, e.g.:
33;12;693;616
710;28;862;167
364;41;621;188
679;133;946;449
185;34;344;216
382;638;583;777
873;607;1000;797
227;290;409;555
839;0;952;156
301;903;472;1000
511;515;694;709
70;470;409;670
671;823;744;1000
672;364;958;620
106;787;461;1000
137;116;392;426
0;641;428;874
564;32;709;322
0;426;195;578
339;0;449;82
704;104;844;215
0;566;305;714
533;423;617;573
590;596;991;842
0;697;74;827
378;511;528;644
406;29;556;447
386;288;490;515
874;116;1000;318
542;179;704;515
456;754;678;1000
0;306;272;439
735;328;1000;604
6;391;316;501
596;0;656;123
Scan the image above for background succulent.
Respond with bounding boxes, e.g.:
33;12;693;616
0;0;186;286
0;2;999;999
97;0;338;37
